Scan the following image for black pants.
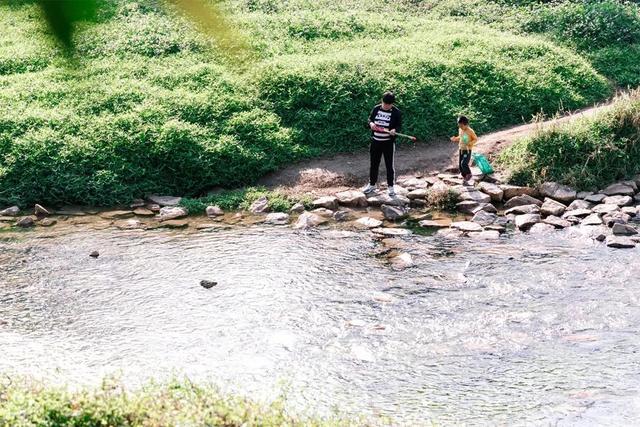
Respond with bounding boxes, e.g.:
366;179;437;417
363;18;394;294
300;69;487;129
459;150;472;179
370;140;395;186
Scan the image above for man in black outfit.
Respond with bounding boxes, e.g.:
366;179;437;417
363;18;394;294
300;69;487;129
364;91;402;196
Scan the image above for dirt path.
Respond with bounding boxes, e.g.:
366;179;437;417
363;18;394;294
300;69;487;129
259;101;615;196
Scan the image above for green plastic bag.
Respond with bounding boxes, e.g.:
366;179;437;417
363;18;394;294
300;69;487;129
472;153;494;174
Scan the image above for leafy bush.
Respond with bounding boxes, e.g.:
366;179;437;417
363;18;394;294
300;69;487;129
180;187;303;213
0;379;354;426
521;0;640;50
499;92;640;190
0;0;634;207
255;27;610;153
426;187;459;212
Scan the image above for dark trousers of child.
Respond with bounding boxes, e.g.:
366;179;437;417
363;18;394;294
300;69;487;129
370;140;395;186
459;150;472;180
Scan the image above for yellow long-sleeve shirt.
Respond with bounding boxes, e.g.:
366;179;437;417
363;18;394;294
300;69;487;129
456;127;478;150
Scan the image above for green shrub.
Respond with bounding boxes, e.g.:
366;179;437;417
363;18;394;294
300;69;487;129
0;0;633;208
426;187;459;212
499;92;640;189
0;379;356;426
255;27;610;153
180;187;302;213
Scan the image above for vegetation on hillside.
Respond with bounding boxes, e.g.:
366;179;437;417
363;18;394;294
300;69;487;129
0;379;358;426
0;0;638;207
499;91;640;190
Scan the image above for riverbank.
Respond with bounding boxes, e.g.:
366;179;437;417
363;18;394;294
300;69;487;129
0;379;358;426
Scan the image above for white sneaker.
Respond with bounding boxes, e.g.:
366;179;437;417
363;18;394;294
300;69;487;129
388;185;396;197
362;184;376;194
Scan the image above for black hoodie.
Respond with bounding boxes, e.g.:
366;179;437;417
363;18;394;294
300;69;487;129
368;104;402;142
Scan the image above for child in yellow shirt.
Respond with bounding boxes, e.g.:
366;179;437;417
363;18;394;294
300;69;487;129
450;115;478;184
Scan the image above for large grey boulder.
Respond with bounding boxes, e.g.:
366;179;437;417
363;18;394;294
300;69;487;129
335;191;368;207
473;203;498;214
456;201;481;215
567;199;593;211
540;198;567;217
16;216;35;228
602;183;635;196
500;185;538;200
538;182;576;203
478;182;504;202
603;212;631;227
471;210;497;226
147;195;182;207
290;203;305;213
206;205;224;217
581;214;602;226
576;191;594;199
505;204;540;215
0;206;20;216
294;212;327;229
367;194;410;207
354;217;383;229
612;223;637;236
312;196;339;210
606;236;636;248
543;215;572;229
585;193;606;204
34;204;50;217
504;194;543;209
603;195;633;207
591;204;619;214
333;210;352;222
381;204;409;221
264;212;290;225
158;206;189;221
515;214;541;231
529;222;556;234
407;189;428;200
457;190;491;204
562;209;592;219
249;196;270;213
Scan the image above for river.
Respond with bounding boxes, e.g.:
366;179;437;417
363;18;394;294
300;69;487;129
1;223;639;425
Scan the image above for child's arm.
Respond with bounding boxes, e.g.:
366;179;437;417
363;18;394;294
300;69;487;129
450;136;460;143
468;129;478;147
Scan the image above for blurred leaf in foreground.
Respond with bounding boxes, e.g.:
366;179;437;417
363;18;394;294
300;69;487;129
166;0;251;62
37;0;98;49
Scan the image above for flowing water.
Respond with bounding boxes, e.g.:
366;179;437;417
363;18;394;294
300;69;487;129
1;223;640;425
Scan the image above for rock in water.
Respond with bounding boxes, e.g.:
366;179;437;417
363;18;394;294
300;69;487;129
34;204;50;216
515;214;541;231
16;216;35;228
538;182;576;203
354;217;383;229
206;205;224;217
335;190;368;207
606;236;636;249
289;203;305;213
249;196;270;214
200;280;217;289
311;196;339;210
0;206;20;217
294;212;326;229
612;223;638;236
540;198;567;217
504;194;543;209
264;212;289;225
381;204;409;221
158;206;189;221
89;251;99;258
602;183;635;196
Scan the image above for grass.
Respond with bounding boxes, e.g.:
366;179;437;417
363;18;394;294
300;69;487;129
498;91;640;190
179;187;312;214
0;0;638;207
0;378;361;426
